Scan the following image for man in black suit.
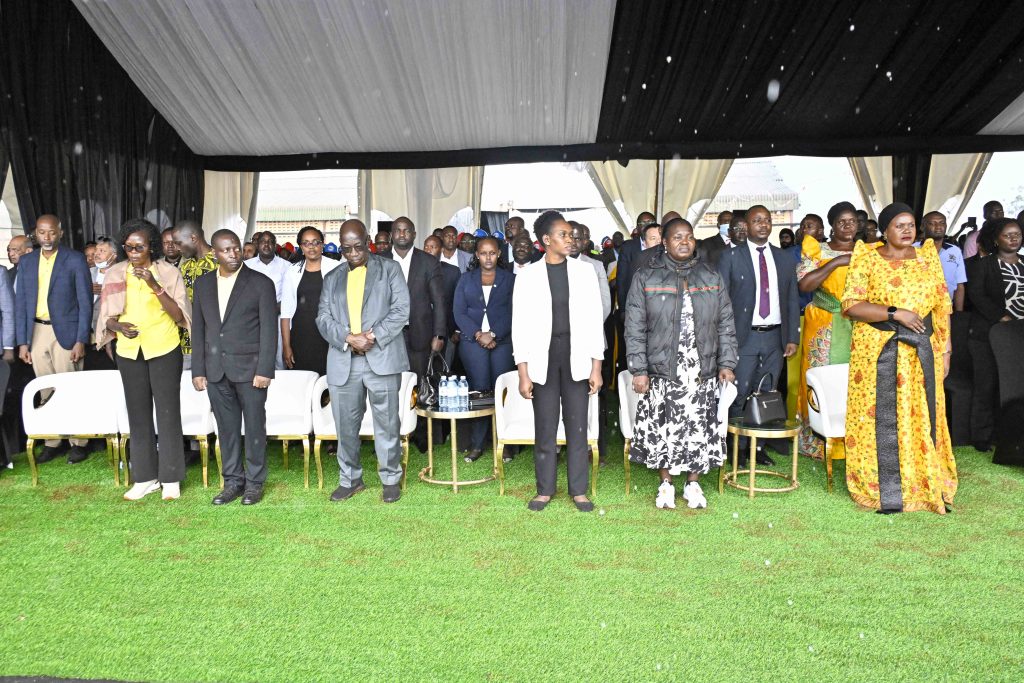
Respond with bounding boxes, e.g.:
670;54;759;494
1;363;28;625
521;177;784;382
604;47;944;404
191;230;278;506
718;205;800;464
387;217;446;450
423;235;462;370
698;210;734;267
613;211;656;370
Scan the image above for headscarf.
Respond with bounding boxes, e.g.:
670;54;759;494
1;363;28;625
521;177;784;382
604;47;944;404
877;202;915;235
827;201;857;226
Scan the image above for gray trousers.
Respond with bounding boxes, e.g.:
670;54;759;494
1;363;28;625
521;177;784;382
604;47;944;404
730;327;784;448
330;355;403;487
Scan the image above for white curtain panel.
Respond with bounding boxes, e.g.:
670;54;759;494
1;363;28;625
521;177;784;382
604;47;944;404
359;167;483;243
847;156;893;219
202;171;258;240
663;159;734;226
73;0;616;157
923;153;992;229
586;161;658;233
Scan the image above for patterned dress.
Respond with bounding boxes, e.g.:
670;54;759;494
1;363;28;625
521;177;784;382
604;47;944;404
178;252;218;355
841;240;956;514
630;289;724;476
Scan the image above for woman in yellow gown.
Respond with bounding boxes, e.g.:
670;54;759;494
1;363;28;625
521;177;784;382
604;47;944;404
796;202;858;460
841;203;956;514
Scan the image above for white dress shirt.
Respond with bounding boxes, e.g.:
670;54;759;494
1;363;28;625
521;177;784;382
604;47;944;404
746;240;781;326
512;261;530;276
440;251;460;268
244;255;292;302
393;248;414;282
480;285;492;332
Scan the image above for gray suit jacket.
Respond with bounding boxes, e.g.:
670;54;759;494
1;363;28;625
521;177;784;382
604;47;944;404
316;254;411;385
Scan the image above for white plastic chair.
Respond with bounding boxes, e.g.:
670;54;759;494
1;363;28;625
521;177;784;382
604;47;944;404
116;372;217;488
617;370;641;495
212;370;319;485
493;370;600;497
310;372;417;490
805;363;849;492
22;370;122;486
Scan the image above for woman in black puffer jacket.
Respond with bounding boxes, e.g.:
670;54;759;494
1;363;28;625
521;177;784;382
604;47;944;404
625;218;738;510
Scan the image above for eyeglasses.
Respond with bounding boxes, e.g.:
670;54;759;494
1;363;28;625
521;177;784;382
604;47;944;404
339;244;367;254
301;240;323;248
123;244;147;253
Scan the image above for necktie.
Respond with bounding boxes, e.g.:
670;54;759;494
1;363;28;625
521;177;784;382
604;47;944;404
757;246;770;318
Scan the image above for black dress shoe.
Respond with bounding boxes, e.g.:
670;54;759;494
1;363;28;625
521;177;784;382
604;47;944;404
241;486;264;505
67;446;89;464
212;486;245;505
382;484;401;503
36;444;68;464
756;449;776;466
573;497;595;512
330;480;366;502
464;449;483;463
527;497;551;511
972;442;991;453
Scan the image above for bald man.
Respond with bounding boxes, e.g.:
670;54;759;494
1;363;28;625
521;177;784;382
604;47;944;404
7;234;33;291
316;220;410;503
14;215;93;464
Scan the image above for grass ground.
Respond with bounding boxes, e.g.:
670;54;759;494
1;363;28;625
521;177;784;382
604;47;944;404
0;419;1022;683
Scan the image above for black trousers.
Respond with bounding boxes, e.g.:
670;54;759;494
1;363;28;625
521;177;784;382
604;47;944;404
533;335;590;497
117;347;184;483
731;327;784;449
208;376;269;489
968;337;998;446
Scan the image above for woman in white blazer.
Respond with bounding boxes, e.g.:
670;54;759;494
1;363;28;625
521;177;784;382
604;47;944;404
281;226;341;375
511;211;604;512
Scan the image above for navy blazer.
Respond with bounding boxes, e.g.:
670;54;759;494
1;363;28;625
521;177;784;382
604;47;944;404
718;242;800;352
14;249;93;350
453;267;514;345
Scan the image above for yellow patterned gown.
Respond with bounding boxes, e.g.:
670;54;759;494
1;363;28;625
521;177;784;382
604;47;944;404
840;240;956;514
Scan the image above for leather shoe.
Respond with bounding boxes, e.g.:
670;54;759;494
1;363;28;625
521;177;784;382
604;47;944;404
382;484;401;503
67;446;89;464
756;449;775;466
212;486;244;505
241;486;264;505
36;444;68;464
330;480;366;501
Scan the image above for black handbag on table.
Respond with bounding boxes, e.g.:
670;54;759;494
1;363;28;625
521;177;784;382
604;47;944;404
743;373;787;425
416;351;449;409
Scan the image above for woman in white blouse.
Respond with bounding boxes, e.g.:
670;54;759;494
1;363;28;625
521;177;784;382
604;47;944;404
280;226;341;374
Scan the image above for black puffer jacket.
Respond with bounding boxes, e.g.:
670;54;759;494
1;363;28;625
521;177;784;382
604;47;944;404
625;252;738;381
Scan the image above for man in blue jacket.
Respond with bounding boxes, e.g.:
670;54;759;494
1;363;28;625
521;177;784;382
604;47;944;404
14;215;93;464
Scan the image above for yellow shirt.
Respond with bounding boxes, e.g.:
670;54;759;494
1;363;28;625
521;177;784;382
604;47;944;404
217;266;241;321
116;266;181;360
36;250;58;320
347;265;367;334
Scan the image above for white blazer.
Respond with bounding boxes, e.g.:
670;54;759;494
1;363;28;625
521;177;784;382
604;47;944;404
511;257;605;384
280;257;342;323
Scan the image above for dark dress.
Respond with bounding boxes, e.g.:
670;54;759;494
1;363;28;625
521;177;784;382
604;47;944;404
291;268;329;375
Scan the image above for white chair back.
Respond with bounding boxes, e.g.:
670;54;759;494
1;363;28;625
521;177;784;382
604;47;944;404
311;372;418;438
494;370;598;442
617;369;640;440
805;363;849;439
22;370;121;436
177;372;214;436
217;370;318;436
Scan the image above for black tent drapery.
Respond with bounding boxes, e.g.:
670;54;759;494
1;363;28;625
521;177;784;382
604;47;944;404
892;153;932;218
0;0;203;248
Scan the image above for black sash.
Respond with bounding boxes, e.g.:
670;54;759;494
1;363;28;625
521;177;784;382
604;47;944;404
869;315;936;513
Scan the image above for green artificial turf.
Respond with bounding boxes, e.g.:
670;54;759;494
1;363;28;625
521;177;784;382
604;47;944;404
1;419;1022;683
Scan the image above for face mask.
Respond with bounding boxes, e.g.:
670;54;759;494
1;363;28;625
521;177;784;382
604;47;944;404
719;223;730;238
94;259;110;269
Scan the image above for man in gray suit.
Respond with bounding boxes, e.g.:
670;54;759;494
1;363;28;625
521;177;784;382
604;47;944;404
316;219;410;503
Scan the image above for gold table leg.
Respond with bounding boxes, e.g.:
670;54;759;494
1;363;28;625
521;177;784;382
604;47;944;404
450;418;459;493
491;414;500;495
791;434;799;489
748;436;757;499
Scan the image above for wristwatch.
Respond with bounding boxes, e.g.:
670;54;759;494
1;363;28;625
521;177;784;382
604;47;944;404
887;306;897;322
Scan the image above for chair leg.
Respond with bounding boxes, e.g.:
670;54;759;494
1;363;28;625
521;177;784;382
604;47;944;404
214;441;224;489
496;441;505;496
624;438;631;496
199;437;209;489
308;439;318;490
300;438;310;487
121;436;132;487
108;437;119;487
315;441;324;490
825;440;833;493
26;438;37;487
401;436;409;491
282;439;289;471
590;442;598;498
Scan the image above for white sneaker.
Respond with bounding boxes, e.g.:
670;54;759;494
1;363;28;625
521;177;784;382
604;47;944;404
683;481;707;509
161;482;180;500
655;480;676;509
123;480;160;501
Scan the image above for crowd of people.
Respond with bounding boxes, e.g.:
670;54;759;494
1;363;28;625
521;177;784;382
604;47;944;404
1;196;1020;514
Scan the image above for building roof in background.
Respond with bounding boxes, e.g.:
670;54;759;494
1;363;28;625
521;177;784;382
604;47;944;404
256;170;357;222
707;160;800;213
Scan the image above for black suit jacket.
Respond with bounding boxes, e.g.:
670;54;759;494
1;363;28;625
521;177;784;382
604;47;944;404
967;254;1011;341
191;266;278;383
438;261;461;336
388;248;446;351
698;235;729;268
615;238;642;311
718;242;800;352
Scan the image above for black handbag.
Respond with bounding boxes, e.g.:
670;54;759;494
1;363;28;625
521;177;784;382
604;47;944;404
743;373;787;425
416;351;449;408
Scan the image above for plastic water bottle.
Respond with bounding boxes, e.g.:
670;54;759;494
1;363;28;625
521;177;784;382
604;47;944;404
459;376;469;411
439;376;450;412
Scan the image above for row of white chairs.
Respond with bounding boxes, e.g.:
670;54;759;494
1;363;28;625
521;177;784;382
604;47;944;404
22;365;849;494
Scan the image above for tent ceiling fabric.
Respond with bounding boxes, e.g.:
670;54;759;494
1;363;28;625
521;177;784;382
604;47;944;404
72;0;616;157
70;0;1024;171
